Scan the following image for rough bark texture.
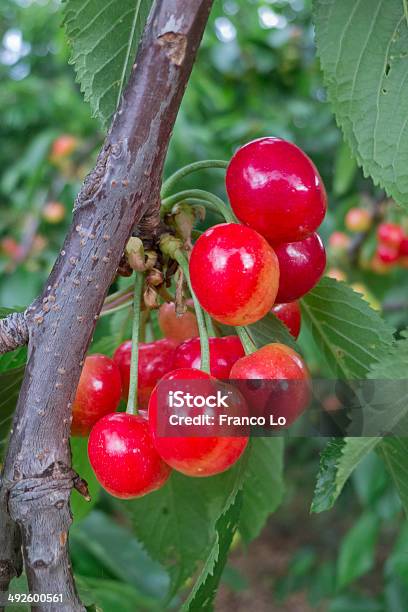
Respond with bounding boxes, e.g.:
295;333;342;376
0;312;28;356
0;1;213;609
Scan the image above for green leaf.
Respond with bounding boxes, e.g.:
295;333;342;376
76;575;162;612
314;0;408;208
109;305;133;348
70;437;100;522
333;140;358;197
70;510;169;599
301;277;394;379
369;336;408;514
369;334;408;379
63;0;153;126
181;492;243;612
311;438;380;513
378;438;408;516
121;450;248;597
336;512;380;589
239;438;284;542
248;312;299;351
329;594;383;612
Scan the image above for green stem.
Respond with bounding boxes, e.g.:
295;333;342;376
139;309;150;343
161;160;228;197
174;251;210;373
404;0;408;27
161;189;236;223
236;326;257;355
204;311;216;338
126;273;145;415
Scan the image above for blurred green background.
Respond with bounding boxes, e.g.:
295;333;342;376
2;0;408;610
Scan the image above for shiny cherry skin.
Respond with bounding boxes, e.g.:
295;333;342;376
148;368;248;477
274;232;326;303
189;223;279;326
229;343;310;427
377;223;404;248
226;137;327;244
271;302;301;339
113;338;176;409
158;299;199;345
72;354;122;436
173;336;244;378
88;412;171;499
345;208;371;232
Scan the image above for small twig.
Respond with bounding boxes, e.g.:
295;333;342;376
0;312;29;356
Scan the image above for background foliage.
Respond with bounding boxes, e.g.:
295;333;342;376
2;0;408;610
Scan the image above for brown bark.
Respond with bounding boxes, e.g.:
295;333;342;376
0;312;28;356
0;1;213;609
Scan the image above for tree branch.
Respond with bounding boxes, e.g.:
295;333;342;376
0;1;213;609
0;312;28;356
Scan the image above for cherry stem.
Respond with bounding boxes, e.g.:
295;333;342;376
139;309;150;343
126;272;145;415
204;311;216;338
161;160;228;197
161;189;236;223
236;326;257;355
174;251;211;373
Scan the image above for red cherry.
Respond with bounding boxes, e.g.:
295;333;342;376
148;368;248;477
344;208;371;232
189;223;279;326
72;354;122;436
1;237;24;262
274;233;326;303
113;338;176;409
42;201;66;224
88;413;171;499
229;343;310;427
328;231;350;250
377;223;404;248
376;243;399;264
158;299;199;345
271;302;301;339
173;336;244;378
399;236;408;256
226;137;327;244
50;134;78;160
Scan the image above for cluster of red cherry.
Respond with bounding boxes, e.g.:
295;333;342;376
73;137;327;499
330;206;408;274
372;222;408;270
